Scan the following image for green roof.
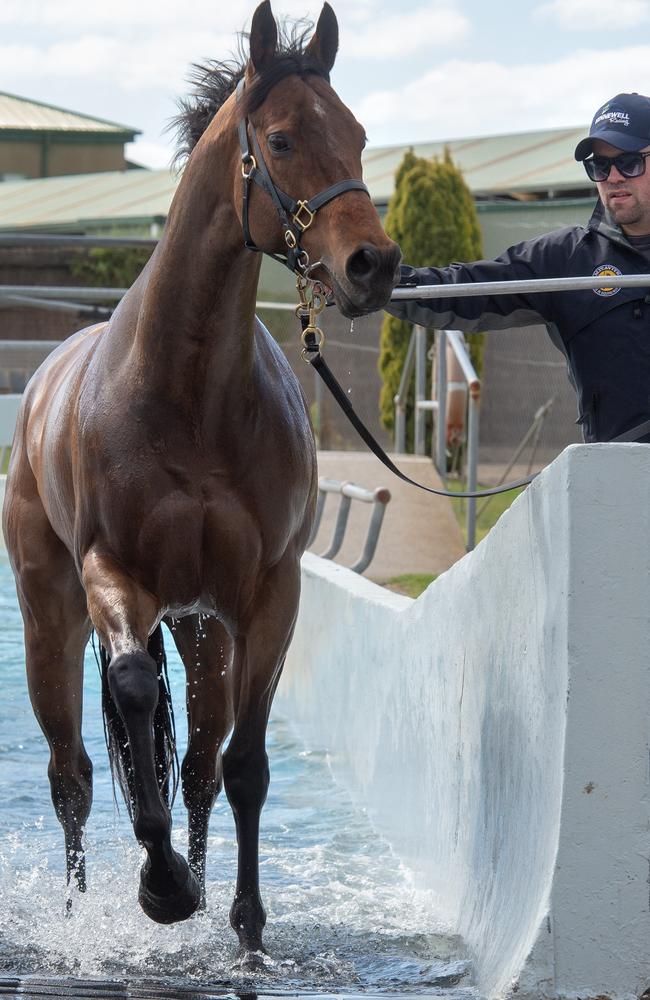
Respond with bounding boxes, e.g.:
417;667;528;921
363;125;591;201
0;125;594;232
0;168;175;231
0;91;139;138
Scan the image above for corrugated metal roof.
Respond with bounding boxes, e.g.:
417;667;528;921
0;91;139;136
0;125;594;232
0;169;176;230
363;125;591;201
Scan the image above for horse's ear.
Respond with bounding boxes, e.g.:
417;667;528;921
305;2;339;75
249;0;278;74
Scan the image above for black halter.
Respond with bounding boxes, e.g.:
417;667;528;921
236;77;370;275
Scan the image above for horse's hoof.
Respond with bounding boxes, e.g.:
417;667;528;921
234;947;268;972
138;855;201;924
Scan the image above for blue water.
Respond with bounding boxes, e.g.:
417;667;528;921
0;557;474;998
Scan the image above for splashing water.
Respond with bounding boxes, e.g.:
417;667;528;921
0;559;474;996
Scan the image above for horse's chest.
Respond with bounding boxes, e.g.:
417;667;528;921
121;477;266;618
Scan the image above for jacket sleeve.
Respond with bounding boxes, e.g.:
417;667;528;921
386;236;561;332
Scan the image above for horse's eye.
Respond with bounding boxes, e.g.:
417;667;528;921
267;133;291;154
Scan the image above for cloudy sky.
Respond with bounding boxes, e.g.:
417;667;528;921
2;0;650;169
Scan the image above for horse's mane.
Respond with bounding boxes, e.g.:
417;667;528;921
171;19;329;166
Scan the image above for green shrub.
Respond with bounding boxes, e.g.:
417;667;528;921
378;149;484;441
70;246;152;289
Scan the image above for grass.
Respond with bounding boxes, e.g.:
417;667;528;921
446;479;525;546
382;479;525;598
382;572;437;598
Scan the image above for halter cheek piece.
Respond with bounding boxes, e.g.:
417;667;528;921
236;77;370;276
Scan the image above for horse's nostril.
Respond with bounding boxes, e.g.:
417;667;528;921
346;246;381;284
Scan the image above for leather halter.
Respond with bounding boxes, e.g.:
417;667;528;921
236;77;370;275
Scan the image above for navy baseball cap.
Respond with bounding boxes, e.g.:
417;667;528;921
574;93;650;161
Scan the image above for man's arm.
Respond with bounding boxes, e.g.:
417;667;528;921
386;237;560;332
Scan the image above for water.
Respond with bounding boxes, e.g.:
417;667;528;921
0;557;474;998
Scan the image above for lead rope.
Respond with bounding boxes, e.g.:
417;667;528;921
297;277;536;501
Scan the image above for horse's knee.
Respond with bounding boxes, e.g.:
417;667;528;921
48;746;93;825
223;746;269;810
108;649;159;718
182;758;220;812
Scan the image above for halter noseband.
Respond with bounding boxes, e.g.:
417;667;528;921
236;77;370;276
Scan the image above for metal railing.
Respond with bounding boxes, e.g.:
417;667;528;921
308;477;391;574
392;271;650;552
395;325;481;549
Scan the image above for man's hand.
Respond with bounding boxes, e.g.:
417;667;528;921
395;264;419;287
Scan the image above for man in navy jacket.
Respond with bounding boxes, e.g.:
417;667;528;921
388;93;650;443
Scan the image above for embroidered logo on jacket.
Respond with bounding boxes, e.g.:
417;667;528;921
592;264;623;297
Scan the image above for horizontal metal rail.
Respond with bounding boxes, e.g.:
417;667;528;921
0;285;297;313
0;293;110;316
0;285;125;302
391;273;650;299
309;477;391;575
0;234;158;248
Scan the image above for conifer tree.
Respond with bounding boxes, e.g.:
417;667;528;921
378;148;483;440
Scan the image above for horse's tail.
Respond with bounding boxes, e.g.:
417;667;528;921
100;624;179;819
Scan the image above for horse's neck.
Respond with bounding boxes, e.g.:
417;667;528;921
128;142;262;405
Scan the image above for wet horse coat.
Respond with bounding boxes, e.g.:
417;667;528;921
2;0;400;956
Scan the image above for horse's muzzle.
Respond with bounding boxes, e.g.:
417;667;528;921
333;243;402;317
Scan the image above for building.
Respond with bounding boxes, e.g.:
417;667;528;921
0;124;597;461
0;91;141;181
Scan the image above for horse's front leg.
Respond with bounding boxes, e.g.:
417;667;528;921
167;614;234;906
83;548;200;924
223;558;301;959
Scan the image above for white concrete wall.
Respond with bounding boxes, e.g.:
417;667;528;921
276;444;650;999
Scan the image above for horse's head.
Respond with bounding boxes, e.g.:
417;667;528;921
235;1;401;317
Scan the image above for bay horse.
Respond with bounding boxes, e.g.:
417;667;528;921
3;0;400;959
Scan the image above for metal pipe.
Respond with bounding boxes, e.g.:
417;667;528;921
0;294;111;316
318;493;352;559
349;489;391;574
0;234;157;248
394;328;416;453
435;329;447;478
0;285;126;301
446;329;480;397
0;340;62;350
466;394;480;551
414;325;427;456
391;273;650;299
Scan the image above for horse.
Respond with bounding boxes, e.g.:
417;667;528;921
2;0;400;959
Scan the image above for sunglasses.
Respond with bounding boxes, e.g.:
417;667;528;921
583;151;650;182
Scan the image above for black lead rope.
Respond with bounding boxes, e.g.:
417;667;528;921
300;319;536;500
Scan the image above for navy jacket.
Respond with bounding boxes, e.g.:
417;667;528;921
387;203;650;442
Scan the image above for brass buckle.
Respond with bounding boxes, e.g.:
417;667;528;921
300;325;325;361
292;200;315;232
241;155;257;179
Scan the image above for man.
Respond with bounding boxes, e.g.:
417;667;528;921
388;93;650;443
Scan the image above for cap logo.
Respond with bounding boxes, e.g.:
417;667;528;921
595;106;630;129
592;263;622;297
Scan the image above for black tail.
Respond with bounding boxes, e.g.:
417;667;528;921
100;625;179;819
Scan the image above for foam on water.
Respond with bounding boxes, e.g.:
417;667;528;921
0;560;473;997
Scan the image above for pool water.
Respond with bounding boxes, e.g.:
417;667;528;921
0;557;474;998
